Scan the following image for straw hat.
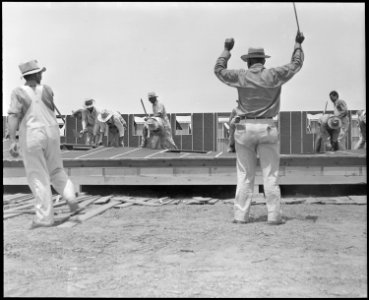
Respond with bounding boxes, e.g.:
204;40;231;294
83;99;95;109
148;92;158;99
241;48;271;62
97;109;113;123
327;116;342;130
19;60;46;77
146;117;164;132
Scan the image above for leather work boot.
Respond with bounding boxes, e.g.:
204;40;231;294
267;219;286;225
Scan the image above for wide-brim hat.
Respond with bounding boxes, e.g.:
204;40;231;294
148;92;158;99
97;109;113;123
241;47;271;61
327;116;342;130
19;60;46;77
84;99;95;109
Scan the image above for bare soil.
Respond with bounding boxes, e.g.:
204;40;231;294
3;200;367;297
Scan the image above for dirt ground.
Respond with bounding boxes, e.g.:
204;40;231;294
3;199;367;298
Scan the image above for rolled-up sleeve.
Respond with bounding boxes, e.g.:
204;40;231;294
8;89;23;117
214;50;243;87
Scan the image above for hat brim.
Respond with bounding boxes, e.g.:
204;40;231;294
241;54;271;62
21;67;46;77
327;117;342;130
98;113;113;123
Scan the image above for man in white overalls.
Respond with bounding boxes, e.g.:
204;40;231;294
7;60;80;228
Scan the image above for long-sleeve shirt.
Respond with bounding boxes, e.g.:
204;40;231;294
152;100;171;129
214;43;304;118
81;107;99;128
8;84;57;129
106;111;127;137
333;99;348;118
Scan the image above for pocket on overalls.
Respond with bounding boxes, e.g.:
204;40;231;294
262;125;279;144
235;124;246;132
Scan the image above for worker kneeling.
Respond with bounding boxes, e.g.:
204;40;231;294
97;109;127;147
315;114;342;153
141;116;168;149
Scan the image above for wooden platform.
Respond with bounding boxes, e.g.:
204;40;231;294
3;143;366;191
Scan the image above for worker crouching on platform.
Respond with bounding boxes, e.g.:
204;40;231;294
97;109;127;147
354;109;366;149
141;92;177;150
329;90;349;150
79;99;105;146
314;114;341;152
7;59;80;228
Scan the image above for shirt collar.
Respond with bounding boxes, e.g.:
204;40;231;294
249;63;265;70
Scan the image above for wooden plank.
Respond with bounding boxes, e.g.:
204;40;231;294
323;166;362;176
139;167;174;176
91;195;112;204
3;195;34;208
181;134;193;151
3;168;26;177
348;195;367;204
115;198;160;206
174;167;210;176
203;113;215;152
104;167;139;176
280;111;291;154
4;147;365;168
70;167;103;176
3;193;25;202
65;115;77;144
291;111;302;154
278;175;366;185
59;200;121;228
192;113;204;152
56;196;103;228
113;197;151;207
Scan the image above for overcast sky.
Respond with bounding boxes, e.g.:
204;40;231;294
2;2;365;116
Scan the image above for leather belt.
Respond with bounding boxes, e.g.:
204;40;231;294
238;116;273;120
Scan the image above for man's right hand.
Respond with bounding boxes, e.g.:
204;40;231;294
224;38;235;51
295;32;305;44
9;141;19;158
79;128;88;137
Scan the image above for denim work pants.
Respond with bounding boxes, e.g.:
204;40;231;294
20;125;76;225
234;119;282;222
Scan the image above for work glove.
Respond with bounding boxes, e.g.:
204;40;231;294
224;38;235;51
9;141;19;158
295;31;305;44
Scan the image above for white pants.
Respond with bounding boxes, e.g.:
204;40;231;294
19;125;76;225
234;119;282;222
338;117;349;150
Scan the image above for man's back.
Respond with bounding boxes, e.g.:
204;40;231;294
214;42;304;118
